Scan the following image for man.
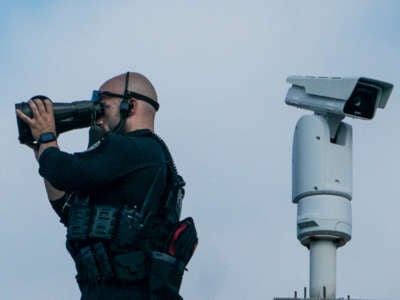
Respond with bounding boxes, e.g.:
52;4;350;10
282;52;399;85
16;72;197;300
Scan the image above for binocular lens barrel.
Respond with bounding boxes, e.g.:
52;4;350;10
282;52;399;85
15;100;104;145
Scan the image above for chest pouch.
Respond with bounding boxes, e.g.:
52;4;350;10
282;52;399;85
110;206;144;252
67;195;91;242
88;206;118;240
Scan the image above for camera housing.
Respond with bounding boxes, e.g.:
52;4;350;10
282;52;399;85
285;76;394;119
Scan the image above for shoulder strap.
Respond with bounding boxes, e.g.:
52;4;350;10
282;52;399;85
150;132;185;223
150;133;180;180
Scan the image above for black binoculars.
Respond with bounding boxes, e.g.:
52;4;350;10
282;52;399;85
15;97;103;145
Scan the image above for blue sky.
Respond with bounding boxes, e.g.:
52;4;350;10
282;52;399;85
1;1;400;299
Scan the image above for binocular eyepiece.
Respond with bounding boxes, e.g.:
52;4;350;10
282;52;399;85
15;98;104;145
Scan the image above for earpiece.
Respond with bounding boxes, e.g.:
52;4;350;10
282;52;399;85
119;98;133;118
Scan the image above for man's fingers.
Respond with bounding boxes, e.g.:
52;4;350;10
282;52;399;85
43;99;54;115
29;100;40;119
35;98;47;114
16;109;33;125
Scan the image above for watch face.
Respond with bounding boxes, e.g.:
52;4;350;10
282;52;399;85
39;132;56;143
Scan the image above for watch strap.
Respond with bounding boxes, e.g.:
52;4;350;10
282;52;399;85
37;132;57;145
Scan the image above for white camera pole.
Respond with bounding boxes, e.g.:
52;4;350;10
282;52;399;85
292;113;352;299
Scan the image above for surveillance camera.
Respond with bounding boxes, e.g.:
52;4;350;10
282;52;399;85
285;76;394;119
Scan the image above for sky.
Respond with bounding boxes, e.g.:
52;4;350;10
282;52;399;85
1;1;400;299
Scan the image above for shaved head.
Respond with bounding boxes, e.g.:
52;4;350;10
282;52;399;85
98;71;158;132
100;72;158;103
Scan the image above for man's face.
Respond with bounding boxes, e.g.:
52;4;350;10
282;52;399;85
95;95;121;132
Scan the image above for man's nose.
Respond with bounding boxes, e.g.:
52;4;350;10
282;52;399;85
96;116;104;126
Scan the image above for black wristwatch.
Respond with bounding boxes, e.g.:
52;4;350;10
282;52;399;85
37;132;57;145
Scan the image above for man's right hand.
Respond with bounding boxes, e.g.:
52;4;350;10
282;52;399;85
16;98;59;159
16;98;57;141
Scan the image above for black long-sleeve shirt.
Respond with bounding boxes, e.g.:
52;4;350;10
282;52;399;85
39;129;168;210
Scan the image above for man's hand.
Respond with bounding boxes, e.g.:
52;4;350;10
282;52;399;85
15;98;56;141
16;98;59;160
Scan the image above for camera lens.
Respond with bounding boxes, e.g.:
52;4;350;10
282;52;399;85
343;84;378;119
351;95;362;107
